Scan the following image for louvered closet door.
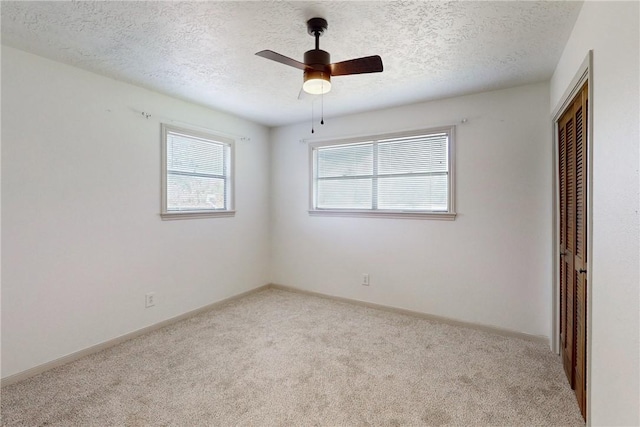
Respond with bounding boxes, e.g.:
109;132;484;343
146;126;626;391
559;100;576;388
559;120;568;384
573;83;588;418
558;81;588;420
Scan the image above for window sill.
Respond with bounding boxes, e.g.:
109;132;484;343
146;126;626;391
308;210;456;220
161;210;236;220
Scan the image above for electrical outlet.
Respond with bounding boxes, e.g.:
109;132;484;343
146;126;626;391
145;292;156;308
362;274;370;286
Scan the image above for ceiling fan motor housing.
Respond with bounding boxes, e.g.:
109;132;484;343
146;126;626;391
303;49;331;94
304;49;330;71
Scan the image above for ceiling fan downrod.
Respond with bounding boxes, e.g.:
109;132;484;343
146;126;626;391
304;18;330;72
307;17;327;51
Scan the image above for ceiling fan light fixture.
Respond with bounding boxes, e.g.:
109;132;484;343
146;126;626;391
303;70;331;94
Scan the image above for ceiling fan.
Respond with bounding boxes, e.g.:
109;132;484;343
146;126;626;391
256;17;383;95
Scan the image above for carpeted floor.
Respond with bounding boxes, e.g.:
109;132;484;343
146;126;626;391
1;288;584;426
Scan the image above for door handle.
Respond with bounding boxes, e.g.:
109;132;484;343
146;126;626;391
579;269;587;274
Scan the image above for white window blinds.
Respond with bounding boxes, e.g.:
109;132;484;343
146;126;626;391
161;124;234;219
311;127;454;218
317;143;373;209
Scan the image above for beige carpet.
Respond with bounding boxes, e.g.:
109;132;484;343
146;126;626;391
1;288;584;426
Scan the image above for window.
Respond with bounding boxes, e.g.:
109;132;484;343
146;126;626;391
309;126;455;219
161;124;234;219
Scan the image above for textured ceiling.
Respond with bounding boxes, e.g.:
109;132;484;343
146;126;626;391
1;1;582;127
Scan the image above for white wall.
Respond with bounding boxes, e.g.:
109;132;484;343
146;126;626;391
270;82;553;338
550;2;639;425
1;47;271;378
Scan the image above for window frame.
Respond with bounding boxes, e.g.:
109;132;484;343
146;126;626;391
161;124;235;220
308;126;456;220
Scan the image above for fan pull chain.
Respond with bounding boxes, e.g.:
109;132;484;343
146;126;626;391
321;86;324;125
311;101;315;134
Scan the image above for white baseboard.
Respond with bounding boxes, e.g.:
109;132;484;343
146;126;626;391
269;283;549;346
1;284;271;387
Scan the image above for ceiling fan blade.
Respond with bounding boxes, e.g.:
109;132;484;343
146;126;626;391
255;50;307;71
330;55;383;76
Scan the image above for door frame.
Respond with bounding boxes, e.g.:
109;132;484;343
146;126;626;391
551;50;593;422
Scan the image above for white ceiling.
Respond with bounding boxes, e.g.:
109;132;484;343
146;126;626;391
1;1;582;127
